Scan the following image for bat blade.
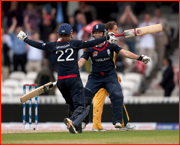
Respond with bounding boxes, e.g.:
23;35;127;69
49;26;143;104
124;24;163;38
114;24;163;38
20;81;57;103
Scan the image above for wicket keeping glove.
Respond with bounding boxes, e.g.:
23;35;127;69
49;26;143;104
137;54;151;64
107;32;117;43
17;30;28;42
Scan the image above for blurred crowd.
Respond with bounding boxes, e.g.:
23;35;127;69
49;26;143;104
1;1;179;96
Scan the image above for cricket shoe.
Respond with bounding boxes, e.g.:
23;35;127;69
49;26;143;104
92;128;107;132
119;123;136;131
64;118;77;134
114;122;122;128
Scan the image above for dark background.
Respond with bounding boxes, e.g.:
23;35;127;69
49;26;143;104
1;104;179;123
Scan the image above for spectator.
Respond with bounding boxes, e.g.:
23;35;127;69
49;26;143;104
68;16;77;40
74;12;87;33
76;20;99;41
6;1;23;27
42;2;56;20
68;16;75;32
138;13;155;60
151;7;171;70
26;32;43;73
8;17;27;73
119;5;138;53
1;27;12;80
171;1;179;13
42;2;68;29
68;16;77;39
138;13;155;78
1;10;8;30
35;59;55;95
156;57;175;97
23;2;40;31
47;33;58;73
74;1;93;24
55;2;68;24
39;14;56;43
109;1;118;21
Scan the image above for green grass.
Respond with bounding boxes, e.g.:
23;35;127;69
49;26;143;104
1;130;179;144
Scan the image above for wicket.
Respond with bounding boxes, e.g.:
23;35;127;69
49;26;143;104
23;84;38;130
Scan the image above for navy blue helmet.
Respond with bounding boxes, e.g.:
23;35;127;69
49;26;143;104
58;23;72;35
92;24;107;37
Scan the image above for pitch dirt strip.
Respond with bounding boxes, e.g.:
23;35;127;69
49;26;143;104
1;129;68;134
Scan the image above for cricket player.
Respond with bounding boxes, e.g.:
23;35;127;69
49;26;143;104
90;21;136;131
78;23;151;129
17;23;117;134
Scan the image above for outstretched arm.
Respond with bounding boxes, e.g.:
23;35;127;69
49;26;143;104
17;30;53;51
119;49;138;59
73;33;117;49
119;49;151;64
78;58;87;69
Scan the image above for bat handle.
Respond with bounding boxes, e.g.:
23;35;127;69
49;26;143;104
114;33;124;37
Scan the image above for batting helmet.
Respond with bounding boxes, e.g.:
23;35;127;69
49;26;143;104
58;23;72;35
92;24;107;37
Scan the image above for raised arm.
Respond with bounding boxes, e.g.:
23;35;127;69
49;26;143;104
128;9;138;26
119;7;128;25
8;17;17;33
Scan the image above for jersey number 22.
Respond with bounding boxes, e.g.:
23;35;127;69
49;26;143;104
56;48;74;61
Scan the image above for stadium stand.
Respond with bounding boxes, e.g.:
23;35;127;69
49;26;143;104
9;71;26;81
3;79;20;89
26;71;38;80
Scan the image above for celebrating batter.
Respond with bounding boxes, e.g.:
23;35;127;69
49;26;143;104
78;23;151;129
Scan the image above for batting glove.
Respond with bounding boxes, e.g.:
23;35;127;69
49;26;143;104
107;32;117;43
137;54;151;64
17;30;28;42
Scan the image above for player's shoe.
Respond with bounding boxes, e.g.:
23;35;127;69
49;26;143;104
92;128;107;132
115;122;122;128
99;128;107;132
119;123;136;131
64;118;77;134
82;122;87;129
92;128;99;132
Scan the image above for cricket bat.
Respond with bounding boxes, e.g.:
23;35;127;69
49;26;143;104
114;23;163;38
20;81;57;103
